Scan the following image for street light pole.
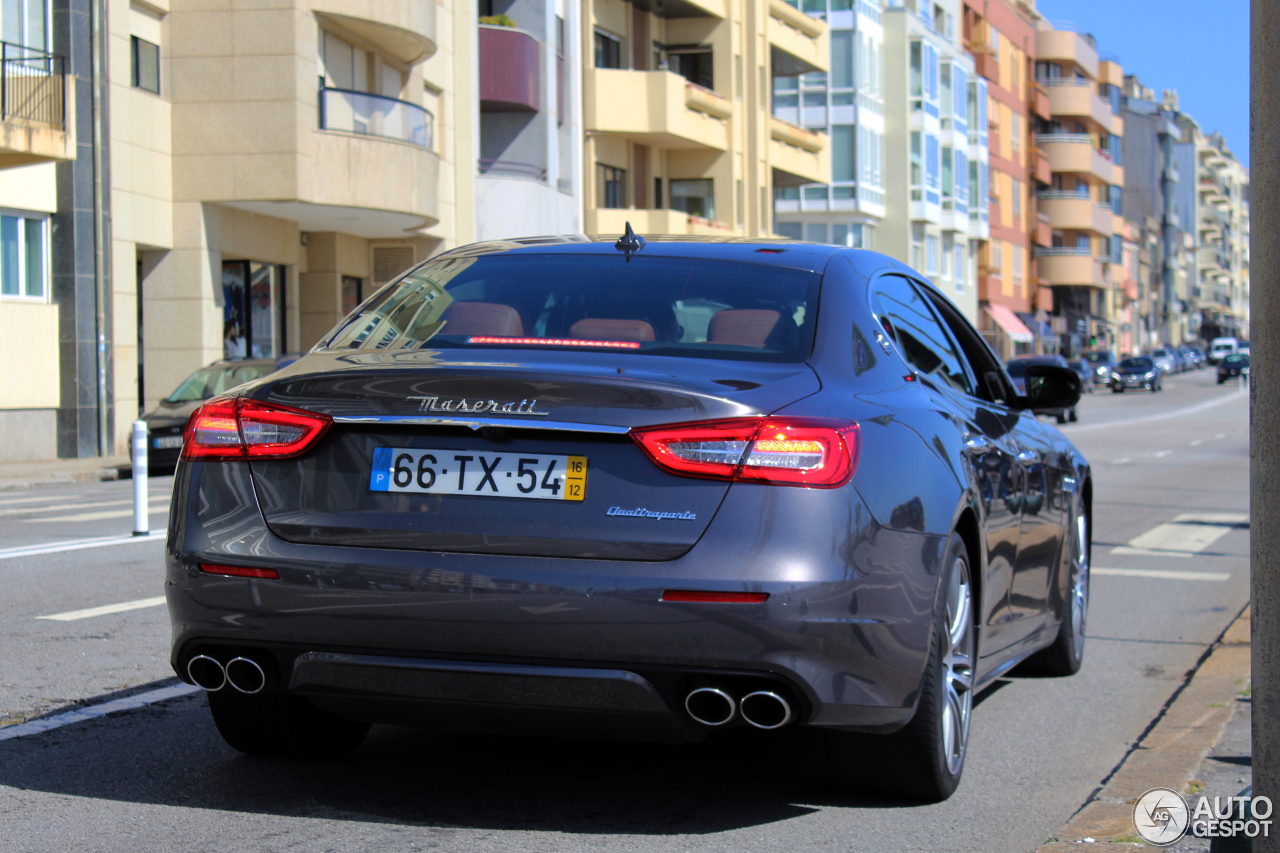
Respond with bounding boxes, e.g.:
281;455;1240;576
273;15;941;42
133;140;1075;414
1250;2;1277;848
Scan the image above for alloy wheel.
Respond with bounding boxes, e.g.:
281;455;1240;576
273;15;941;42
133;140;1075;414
941;557;974;776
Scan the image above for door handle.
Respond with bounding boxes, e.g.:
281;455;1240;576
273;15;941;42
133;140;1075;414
1015;450;1039;465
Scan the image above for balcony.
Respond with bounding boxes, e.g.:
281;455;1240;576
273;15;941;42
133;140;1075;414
1042;79;1113;130
1034;212;1052;247
768;0;828;76
319;88;433;148
1032;147;1052;185
1038;248;1106;289
769;116;828;185
479;25;539;112
1036;134;1120;183
313;0;436;64
585;69;730;150
971;47;998;82
1029;83;1051;119
1036;192;1114;235
587;207;738;238
0;44;74;168
1035;30;1099;80
628;0;726;19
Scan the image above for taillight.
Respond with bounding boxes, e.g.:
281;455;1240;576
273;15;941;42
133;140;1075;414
182;397;331;460
631;417;859;488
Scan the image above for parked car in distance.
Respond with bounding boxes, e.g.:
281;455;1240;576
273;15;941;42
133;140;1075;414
1007;354;1079;422
141;359;280;470
1218;353;1250;384
1208;337;1240;365
1179;345;1204;370
1083;351;1117;387
1149;348;1177;375
166;236;1091;804
1067;356;1094;393
1110;356;1162;393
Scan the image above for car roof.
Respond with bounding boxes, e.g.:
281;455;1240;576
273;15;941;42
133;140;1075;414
428;234;897;275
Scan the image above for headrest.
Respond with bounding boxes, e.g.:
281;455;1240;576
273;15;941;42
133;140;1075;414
442;302;524;337
707;309;781;347
569;318;656;342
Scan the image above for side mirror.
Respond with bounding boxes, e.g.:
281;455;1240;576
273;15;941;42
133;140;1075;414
1020;364;1082;411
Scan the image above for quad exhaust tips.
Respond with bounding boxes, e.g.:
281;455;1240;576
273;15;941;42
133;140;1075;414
186;654;268;694
684;686;795;729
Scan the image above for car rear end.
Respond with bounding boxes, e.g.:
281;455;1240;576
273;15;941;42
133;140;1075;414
166;244;935;742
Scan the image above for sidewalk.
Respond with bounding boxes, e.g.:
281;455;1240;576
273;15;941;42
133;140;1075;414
1035;606;1253;851
0;455;130;492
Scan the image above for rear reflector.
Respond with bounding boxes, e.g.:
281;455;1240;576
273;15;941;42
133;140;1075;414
467;336;642;349
183;398;332;461
631;417;859;488
199;563;279;579
661;590;769;604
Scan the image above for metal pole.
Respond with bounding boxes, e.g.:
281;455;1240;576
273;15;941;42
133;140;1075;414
131;420;148;536
1251;1;1278;848
91;0;110;457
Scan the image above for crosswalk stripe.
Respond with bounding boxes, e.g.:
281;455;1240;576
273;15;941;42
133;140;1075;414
1093;568;1230;582
28;506;171;523
0;531;165;561
0;496;169;518
0;683;202;741
37;596;168;622
1111;512;1247;559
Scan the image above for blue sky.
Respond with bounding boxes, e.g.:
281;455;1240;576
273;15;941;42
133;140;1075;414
1034;0;1250;164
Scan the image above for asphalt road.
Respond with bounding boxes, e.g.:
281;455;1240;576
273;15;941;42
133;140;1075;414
0;367;1251;853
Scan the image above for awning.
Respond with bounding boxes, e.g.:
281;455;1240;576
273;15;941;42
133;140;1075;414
984;304;1034;343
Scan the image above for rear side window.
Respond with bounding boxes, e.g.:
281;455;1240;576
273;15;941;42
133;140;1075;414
322;254;821;362
871;275;974;395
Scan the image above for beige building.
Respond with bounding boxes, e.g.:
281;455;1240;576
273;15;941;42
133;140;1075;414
581;0;829;240
1194;129;1249;341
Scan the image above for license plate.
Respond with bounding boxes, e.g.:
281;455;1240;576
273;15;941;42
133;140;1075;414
154;435;184;449
369;447;587;501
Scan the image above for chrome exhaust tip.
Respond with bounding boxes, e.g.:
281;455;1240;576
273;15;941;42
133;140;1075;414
739;691;794;730
224;657;266;694
685;687;736;726
187;655;226;692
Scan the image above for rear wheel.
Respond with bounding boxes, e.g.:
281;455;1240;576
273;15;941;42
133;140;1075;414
207;689;370;758
1024;502;1090;676
827;533;974;802
1056;411;1068;424
1068;407;1078;423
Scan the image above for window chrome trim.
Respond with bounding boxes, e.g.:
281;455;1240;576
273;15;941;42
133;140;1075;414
331;415;632;435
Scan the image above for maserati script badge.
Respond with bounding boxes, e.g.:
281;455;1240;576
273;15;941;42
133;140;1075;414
406;395;552;416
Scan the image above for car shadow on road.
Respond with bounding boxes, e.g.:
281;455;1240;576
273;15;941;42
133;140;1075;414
0;683;942;834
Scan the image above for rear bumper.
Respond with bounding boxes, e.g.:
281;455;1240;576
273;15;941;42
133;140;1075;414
166;460;943;734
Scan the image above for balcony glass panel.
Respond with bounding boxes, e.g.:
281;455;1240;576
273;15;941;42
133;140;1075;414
319;88;433;149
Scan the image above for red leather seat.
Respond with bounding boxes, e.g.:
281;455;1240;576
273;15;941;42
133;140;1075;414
707;309;780;347
441;302;524;337
568;318;656;342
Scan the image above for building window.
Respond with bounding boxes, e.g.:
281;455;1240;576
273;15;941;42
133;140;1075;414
341;276;363;315
594;29;622;69
830;30;853;89
0;213;46;300
776;222;803;240
670;178;714;218
4;0;47;51
131;36;160;94
1011;116;1021;152
222;261;286;359
806;223;827;243
910;131;922;186
832;125;854;182
1013;249;1023;283
667;46;713;89
1011;177;1021;222
926;234;939;275
597;164;626;208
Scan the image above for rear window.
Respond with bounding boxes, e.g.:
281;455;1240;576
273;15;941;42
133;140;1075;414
1084;352;1112;363
321;254;822;362
1120;357;1154;370
166;362;276;402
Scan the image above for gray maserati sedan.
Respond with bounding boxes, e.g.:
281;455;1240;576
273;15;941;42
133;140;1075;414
167;233;1089;802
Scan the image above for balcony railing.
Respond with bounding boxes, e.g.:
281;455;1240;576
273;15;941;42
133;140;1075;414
1036;133;1093;145
1037;190;1090;200
1035;77;1090;87
1;42;65;128
1037;247;1092;256
319;88;433;149
478;158;547;181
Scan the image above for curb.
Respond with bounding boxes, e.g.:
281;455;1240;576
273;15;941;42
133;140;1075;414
1034;605;1252;850
0;463;126;492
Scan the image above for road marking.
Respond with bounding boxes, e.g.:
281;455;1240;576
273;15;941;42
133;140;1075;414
1216;433;1227;439
0;531;165;562
0;683;202;741
37;596;167;622
1191;439;1204;447
0;496;169;518
1111;512;1248;558
1093;568;1230;582
1067;388;1247;433
1111;457;1131;465
1155;449;1173;458
28;506;170;523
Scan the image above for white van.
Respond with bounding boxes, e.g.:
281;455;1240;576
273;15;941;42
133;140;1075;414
1208;337;1240;365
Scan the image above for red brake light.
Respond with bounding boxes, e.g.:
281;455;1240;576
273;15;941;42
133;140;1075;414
182;398;331;460
661;590;769;603
631;417;859;488
199;563;279;579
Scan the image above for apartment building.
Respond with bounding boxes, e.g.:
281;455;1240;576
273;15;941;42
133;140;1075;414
581;0;830;240
0;0;93;460
961;0;1043;359
475;0;582;240
1194;129;1249;341
879;0;987;323
771;0;886;252
1033;24;1124;355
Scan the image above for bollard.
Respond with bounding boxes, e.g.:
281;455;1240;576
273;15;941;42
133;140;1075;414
131;420;148;536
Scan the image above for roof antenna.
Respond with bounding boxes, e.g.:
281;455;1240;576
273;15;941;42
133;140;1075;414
614;221;645;262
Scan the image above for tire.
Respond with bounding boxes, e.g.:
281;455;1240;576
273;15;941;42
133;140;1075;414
1068;407;1078;423
207;688;370;758
1056;412;1067;424
1024;500;1090;676
1218;377;1225;385
826;533;975;802
1150;382;1159;393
